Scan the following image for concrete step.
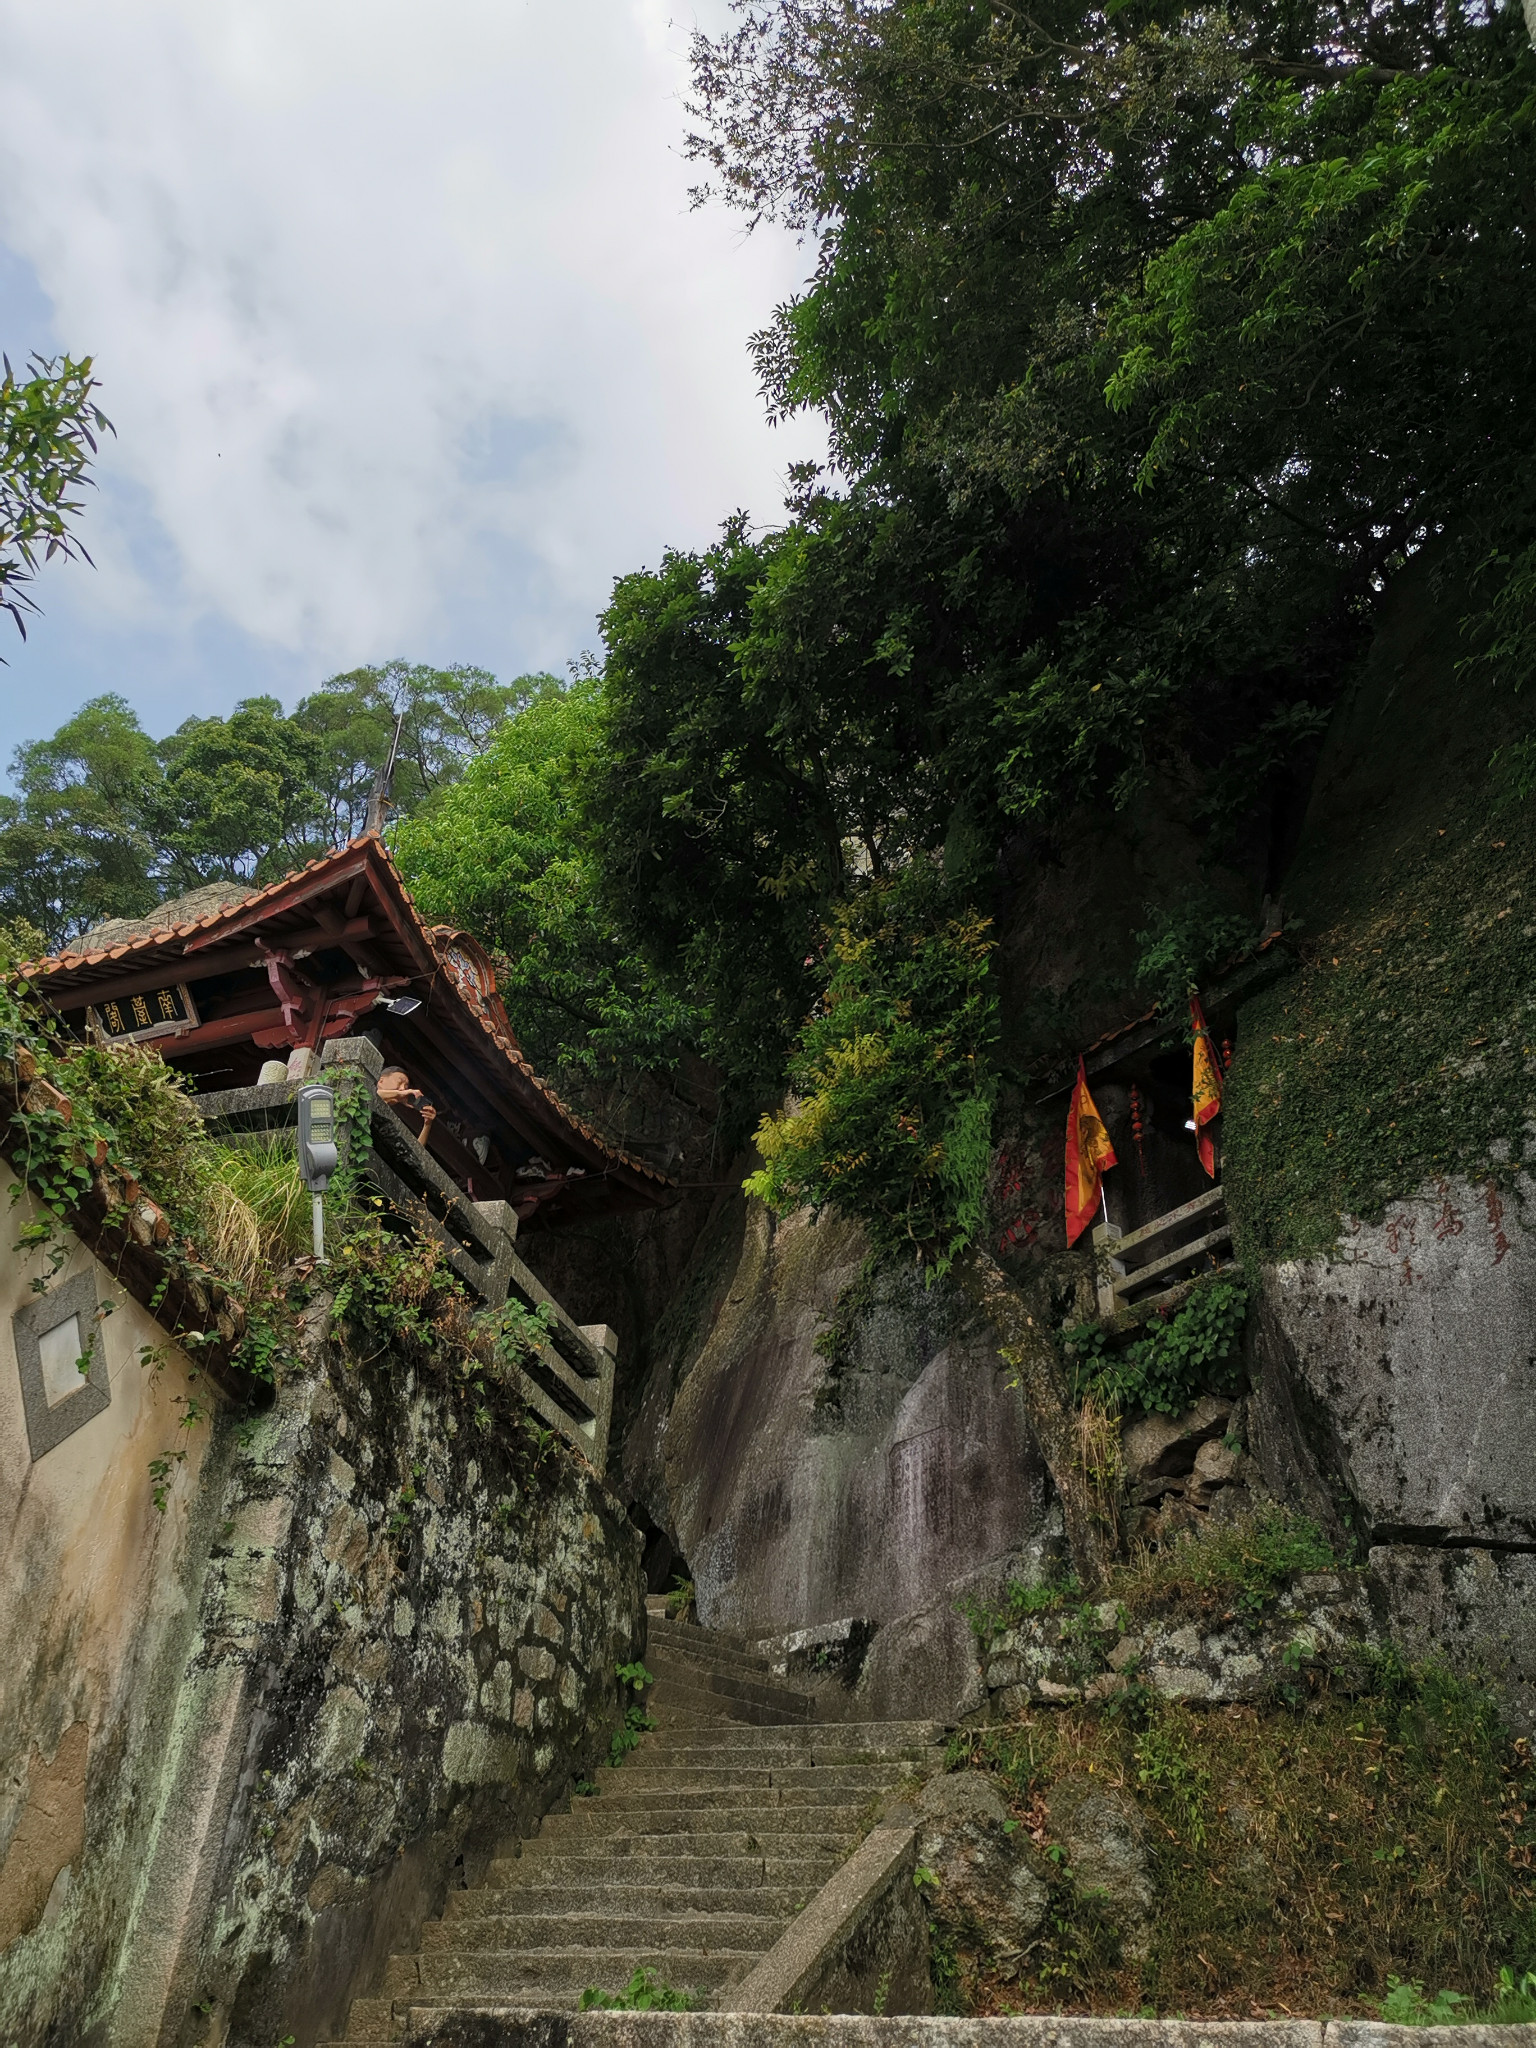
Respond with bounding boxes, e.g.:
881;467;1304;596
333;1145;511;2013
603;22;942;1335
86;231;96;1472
646;1681;812;1728
543;1805;865;1839
444;1883;812;1920
419;1910;787;1952
646;1657;817;1721
388;1947;757;1998
591;1763;899;1793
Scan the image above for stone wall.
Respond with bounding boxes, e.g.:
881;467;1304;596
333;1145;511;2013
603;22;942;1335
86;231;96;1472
116;1297;645;2048
0;1195;645;2048
1249;1175;1536;1730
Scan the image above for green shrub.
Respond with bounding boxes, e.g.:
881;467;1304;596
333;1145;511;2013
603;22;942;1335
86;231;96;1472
745;864;997;1274
1065;1276;1248;1417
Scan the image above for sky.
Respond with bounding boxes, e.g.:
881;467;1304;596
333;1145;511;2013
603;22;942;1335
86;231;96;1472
0;0;825;773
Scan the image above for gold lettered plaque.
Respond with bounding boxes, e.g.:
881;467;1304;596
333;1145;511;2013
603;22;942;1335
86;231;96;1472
89;983;200;1044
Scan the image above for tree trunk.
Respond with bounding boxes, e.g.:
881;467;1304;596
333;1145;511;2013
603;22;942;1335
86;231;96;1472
956;1247;1114;1597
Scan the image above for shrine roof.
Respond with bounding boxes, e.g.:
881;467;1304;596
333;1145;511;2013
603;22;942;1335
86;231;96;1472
26;837;671;1213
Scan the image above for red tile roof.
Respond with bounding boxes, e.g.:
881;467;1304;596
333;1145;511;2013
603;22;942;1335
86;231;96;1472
29;837;670;1198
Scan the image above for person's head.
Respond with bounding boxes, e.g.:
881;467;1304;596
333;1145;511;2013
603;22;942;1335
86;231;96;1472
378;1065;411;1096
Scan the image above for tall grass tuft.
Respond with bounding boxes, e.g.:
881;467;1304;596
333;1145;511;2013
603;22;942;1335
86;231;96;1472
203;1136;309;1288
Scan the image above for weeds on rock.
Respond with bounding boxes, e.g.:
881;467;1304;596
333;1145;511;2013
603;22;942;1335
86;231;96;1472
580;1966;696;2011
1110;1505;1337;1628
962;1566;1084;1649
944;1657;1536;2018
608;1660;655;1766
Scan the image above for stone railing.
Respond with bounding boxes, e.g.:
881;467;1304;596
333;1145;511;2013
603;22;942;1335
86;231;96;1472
191;1038;616;1472
1093;1183;1235;1319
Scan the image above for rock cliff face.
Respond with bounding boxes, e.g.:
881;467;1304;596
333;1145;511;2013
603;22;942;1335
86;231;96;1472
625;1199;1051;1720
1251;1175;1536;1552
1249;1177;1536;1730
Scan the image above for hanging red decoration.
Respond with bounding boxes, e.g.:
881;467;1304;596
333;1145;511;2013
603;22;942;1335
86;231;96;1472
1129;1084;1147;1177
1221;1037;1235;1074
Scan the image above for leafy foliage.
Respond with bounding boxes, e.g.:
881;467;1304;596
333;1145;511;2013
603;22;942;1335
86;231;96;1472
744;866;997;1269
607;1659;656;1766
394;674;700;1075
0;695;164;943
1065;1277;1249;1416
580;1967;697;2012
0;352;111;647
1134;895;1260;1017
0;668;531;945
1381;1967;1536;2025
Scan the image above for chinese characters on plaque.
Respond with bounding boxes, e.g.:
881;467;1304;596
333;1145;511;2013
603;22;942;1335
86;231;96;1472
89;983;199;1044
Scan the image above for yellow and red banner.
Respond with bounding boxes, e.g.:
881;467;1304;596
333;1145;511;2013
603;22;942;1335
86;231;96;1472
1065;1056;1116;1245
1190;996;1223;1178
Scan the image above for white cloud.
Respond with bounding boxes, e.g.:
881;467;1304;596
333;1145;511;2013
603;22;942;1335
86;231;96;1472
0;0;821;709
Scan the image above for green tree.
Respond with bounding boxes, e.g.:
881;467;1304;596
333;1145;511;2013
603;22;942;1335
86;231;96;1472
745;864;998;1270
0;353;111;648
295;661;530;842
394;675;700;1074
0;695;161;946
150;696;329;886
589;507;970;1086
684;0;1536;849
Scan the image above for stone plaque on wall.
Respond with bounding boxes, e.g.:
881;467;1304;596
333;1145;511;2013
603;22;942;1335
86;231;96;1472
15;1269;110;1460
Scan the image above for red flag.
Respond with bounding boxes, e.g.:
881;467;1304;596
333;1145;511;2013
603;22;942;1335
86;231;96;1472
1190;996;1223;1179
1065;1057;1117;1246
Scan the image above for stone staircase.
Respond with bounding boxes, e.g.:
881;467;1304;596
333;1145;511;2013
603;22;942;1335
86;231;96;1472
337;1618;942;2042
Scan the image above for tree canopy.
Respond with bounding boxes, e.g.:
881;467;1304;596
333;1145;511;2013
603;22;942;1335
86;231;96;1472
4;0;1531;1265
0;665;530;947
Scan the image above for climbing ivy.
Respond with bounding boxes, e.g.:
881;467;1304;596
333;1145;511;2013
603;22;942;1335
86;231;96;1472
1224;800;1536;1265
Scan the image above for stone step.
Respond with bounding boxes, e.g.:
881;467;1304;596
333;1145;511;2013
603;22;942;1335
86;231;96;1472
567;1781;881;1814
640;1720;942;1752
419;1909;787;1952
647;1616;759;1654
487;1853;842;1890
443;1883;812;1920
645;1681;811;1728
645;1621;775;1676
338;1996;398;2042
646;1655;817;1718
387;1947;757;1999
591;1763;899;1793
543;1804;865;1839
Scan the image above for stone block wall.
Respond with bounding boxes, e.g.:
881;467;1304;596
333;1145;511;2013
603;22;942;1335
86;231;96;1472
116;1298;645;2048
1;1210;644;2048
